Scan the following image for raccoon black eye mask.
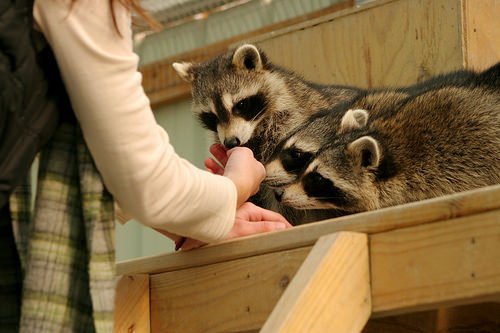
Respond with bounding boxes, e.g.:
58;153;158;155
232;94;267;121
265;147;315;187
198;112;218;132
281;148;314;173
302;171;353;207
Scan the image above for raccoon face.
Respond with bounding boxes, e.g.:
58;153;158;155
270;108;381;213
173;44;273;149
265;108;370;189
279;135;382;213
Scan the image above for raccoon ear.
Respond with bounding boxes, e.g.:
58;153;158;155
339;109;369;133
232;44;263;71
172;62;195;82
347;136;381;169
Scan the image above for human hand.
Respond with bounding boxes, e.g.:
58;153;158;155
204;143;227;175
205;143;265;207
226;202;292;239
157;202;292;251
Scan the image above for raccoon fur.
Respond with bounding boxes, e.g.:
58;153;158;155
173;44;361;224
266;63;500;213
173;43;362;163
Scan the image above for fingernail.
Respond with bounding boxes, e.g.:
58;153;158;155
175;237;187;251
276;223;287;230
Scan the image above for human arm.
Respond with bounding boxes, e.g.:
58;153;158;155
32;0;241;242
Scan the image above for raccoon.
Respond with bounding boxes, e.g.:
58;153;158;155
173;43;362;163
266;63;500;213
173;44;361;224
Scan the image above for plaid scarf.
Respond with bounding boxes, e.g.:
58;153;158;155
9;122;116;333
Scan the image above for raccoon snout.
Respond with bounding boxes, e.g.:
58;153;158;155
224;137;241;149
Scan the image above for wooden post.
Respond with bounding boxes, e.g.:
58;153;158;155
114;274;150;333
261;232;371;333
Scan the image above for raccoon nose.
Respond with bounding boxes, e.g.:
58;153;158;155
274;189;283;202
224;137;241;149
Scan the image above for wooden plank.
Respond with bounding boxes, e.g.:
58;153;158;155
371;209;500;317
363;311;437;333
114;274;150;333
436;302;500;332
117;184;500;276
149;247;311;333
261;232;370;333
463;0;500;71
254;0;464;88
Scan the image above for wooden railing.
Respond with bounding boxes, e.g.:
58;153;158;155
115;185;500;332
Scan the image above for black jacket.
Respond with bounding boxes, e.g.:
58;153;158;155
0;0;61;208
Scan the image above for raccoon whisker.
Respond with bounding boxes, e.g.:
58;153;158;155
250;107;266;122
265;182;292;189
263;177;295;187
309;196;345;200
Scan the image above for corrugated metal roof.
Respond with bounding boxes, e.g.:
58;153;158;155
140;0;249;29
135;0;348;65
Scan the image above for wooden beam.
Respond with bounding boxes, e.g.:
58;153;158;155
261;232;371;333
363;311;437;333
149;247;311;333
254;0;464;88
114;274;150;333
436;302;500;332
117;185;500;276
463;0;500;71
371;209;500;317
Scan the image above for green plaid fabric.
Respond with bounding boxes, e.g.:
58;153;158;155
9;122;116;333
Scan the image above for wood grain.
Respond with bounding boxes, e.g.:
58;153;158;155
114;274;150;333
371;209;500;316
149;247;311;333
261;232;371;333
251;0;464;88
463;0;500;70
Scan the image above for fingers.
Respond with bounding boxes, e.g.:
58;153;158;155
179;238;206;251
154;228;206;251
205;157;224;175
237;202;292;226
209;143;229;167
226;219;289;240
243;202;292;226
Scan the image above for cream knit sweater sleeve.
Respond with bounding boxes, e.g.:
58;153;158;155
33;0;237;242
